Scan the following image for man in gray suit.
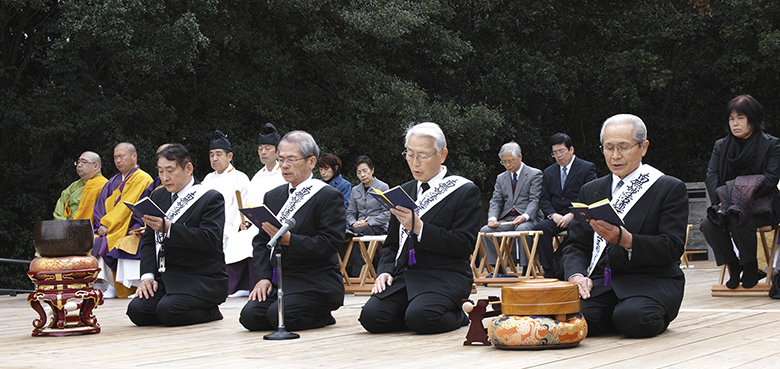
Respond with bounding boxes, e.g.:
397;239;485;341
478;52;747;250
479;141;543;267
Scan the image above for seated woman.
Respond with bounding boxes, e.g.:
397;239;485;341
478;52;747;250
700;95;780;289
346;156;391;236
318;153;351;211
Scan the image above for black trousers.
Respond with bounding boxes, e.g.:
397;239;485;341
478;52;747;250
126;283;223;327
346;225;384;236
239;288;338;331
531;218;565;271
359;278;467;334
581;289;670;338
700;216;758;266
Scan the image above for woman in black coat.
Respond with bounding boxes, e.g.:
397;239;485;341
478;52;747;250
701;95;780;289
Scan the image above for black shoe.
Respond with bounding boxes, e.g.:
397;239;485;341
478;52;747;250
726;261;742;289
742;261;759;289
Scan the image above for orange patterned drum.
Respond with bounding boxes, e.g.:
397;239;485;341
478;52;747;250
488;279;587;349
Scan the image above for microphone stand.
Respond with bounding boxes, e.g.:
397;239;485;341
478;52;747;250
263;241;300;340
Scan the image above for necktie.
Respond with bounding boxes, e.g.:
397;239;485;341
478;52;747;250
290;187;296;194
421;182;430;193
511;172;518;193
171;193;178;203
615;179;624;193
561;167;568;189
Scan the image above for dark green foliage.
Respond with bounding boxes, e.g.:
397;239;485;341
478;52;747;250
3;0;780;288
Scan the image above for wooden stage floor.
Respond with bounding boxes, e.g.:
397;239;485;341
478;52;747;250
2;261;780;368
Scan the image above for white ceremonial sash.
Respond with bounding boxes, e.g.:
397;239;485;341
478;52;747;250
588;164;664;276
155;185;209;272
277;178;327;223
396;176;471;261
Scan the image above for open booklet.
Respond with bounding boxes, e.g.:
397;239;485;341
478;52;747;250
569;198;624;232
370;186;417;211
123;197;166;219
239;205;283;228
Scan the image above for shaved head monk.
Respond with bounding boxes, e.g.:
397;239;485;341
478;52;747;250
92;142;153;298
53;151;108;221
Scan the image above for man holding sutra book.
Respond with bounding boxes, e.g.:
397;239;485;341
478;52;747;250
562;114;688;339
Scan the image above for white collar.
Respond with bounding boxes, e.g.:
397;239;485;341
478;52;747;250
611;163;643;194
418;166;447;198
262;162;281;173
288;173;314;192
561;155;575;173
120;165;138;181
510;163;524;176
176;177;196;197
420;166;447;188
213;163;234;175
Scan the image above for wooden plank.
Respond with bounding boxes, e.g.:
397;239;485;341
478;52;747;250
712;284;771;297
731;350;780;369
2;261;780;368
344;285;373;294
514;311;780;369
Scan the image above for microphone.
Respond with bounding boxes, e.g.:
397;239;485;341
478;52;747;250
267;218;296;249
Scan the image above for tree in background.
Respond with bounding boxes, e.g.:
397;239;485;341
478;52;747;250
3;0;780;289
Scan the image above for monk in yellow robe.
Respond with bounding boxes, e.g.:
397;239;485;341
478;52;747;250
53;151;108;221
92;143;153;298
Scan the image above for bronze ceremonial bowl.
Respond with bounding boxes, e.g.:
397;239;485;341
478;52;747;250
33;219;94;257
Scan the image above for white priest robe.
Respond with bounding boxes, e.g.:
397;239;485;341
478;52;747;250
202;163;251;264
227;163;286;264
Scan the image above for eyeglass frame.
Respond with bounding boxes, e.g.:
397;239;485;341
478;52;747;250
275;156;310;166
401;150;439;162
74;160;97;166
550;148;571;158
499;158;518;166
599;142;641;155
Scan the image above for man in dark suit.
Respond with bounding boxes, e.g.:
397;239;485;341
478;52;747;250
534;133;597;278
563;114;688;338
479;141;543;266
127;144;228;326
239;131;345;331
359;122;481;334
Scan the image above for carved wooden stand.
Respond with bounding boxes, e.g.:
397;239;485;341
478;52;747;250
462;296;502;346
27;268;103;337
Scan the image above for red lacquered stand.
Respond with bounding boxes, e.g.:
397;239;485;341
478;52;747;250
27;267;103;337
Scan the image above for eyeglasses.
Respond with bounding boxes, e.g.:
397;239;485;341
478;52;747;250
401;151;437;162
499;158;518;166
74;160;96;166
276;157;308;166
551;148;569;158
599;142;640;155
